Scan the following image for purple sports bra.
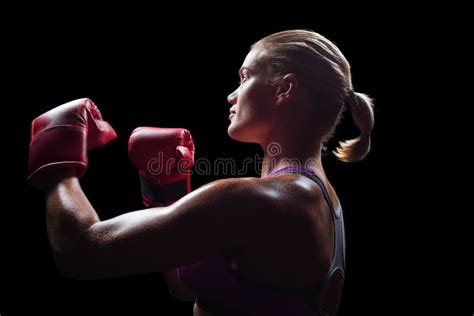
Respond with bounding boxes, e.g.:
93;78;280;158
177;166;345;315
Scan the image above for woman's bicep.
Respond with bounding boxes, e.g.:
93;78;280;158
77;178;276;279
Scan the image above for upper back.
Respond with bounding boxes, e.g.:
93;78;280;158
178;168;345;315
229;171;341;289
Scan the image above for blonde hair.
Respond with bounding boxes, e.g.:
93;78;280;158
252;29;374;162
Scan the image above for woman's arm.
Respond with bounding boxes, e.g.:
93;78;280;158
46;176;288;280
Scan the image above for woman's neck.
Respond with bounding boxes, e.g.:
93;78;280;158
260;138;323;177
259;104;326;177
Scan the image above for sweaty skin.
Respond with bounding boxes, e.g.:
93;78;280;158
46;168;340;315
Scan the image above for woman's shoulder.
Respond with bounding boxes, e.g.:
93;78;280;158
201;174;322;215
172;175;324;248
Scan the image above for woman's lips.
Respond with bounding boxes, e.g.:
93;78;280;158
229;113;235;120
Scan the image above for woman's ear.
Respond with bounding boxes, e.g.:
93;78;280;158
276;73;298;103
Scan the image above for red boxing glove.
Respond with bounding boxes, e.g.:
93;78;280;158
27;98;117;189
128;127;195;207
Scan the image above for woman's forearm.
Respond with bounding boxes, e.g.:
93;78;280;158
45;176;100;256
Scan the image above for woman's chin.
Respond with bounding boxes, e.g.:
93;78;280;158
228;126;255;143
227;125;239;140
228;124;245;142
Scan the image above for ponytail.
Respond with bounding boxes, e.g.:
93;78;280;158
333;91;374;162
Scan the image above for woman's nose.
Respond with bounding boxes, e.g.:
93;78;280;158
227;89;237;105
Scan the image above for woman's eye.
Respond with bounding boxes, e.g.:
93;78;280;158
239;76;248;85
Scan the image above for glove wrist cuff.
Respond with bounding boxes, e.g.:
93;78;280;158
140;176;190;207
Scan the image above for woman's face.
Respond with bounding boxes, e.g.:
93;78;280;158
227;49;278;143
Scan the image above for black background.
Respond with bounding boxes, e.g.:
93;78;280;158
2;8;444;316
